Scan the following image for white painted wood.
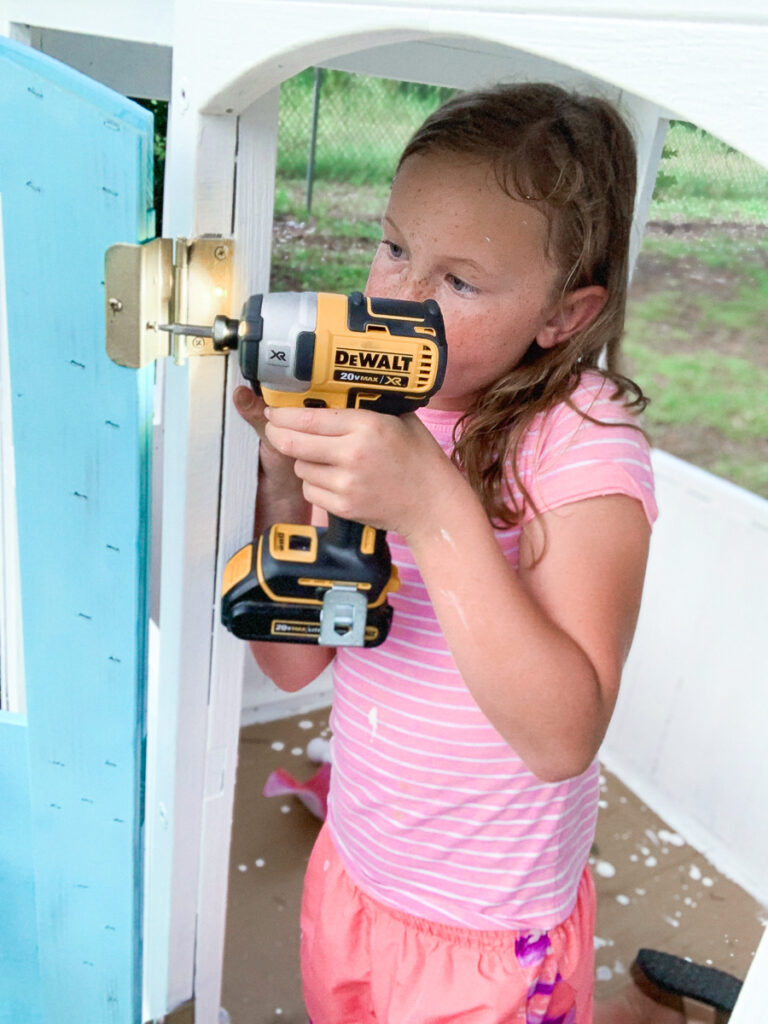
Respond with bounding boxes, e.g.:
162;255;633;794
0;0;172;44
141;51;239;1013
11;0;768;44
730;925;768;1022
182;7;767;170
321;35;617;92
602;451;768;905
625;107;669;272
194;91;280;1024
0;196;25;714
249;0;768;17
0;20;30;43
34;28;172;99
146;353;231;1016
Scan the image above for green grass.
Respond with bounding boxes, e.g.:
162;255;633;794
650;195;768;222
629;233;768;339
699;274;768;332
623;235;768;497
624;341;768;442
639;232;768;269
270;242;372;293
706;454;768;497
271;178;386;292
651;121;768;222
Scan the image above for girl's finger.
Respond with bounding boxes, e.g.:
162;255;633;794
264;422;343;464
233;386;267;431
300;481;358;523
265;404;366;436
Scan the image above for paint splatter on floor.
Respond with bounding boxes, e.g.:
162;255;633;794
592;769;765;1000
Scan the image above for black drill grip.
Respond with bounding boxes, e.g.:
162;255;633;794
327;515;363;548
325;515;385;558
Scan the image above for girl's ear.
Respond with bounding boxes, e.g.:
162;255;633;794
535;285;608;350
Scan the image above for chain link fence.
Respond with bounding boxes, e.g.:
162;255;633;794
277;69;455;208
277;69;768;220
654;120;768;218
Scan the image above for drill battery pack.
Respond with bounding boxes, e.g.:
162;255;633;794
221;518;400;647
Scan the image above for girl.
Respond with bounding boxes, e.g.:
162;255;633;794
235;83;660;1024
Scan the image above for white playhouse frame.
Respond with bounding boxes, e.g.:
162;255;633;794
1;2;767;1022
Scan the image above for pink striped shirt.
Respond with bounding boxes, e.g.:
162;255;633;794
327;372;657;931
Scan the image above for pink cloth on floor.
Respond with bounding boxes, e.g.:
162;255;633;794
263;762;331;820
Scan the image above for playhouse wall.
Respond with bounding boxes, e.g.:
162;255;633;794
602;451;768;905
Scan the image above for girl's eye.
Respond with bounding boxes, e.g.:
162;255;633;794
384;240;405;260
447;274;479;296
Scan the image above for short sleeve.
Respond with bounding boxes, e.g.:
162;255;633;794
519;374;658;528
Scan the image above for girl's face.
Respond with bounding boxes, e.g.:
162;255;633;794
366;153;563;412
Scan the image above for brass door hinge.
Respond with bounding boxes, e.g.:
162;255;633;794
105;237;234;368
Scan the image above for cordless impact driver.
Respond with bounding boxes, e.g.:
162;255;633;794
184;291;447;648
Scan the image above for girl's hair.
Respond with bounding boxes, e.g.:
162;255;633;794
398;82;648;528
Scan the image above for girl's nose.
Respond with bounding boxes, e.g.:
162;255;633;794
399;273;433;303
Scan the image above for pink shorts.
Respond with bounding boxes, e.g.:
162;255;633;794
300;823;596;1024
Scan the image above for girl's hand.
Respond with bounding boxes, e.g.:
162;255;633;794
233;384;269;440
263;405;461;537
233;385;299;488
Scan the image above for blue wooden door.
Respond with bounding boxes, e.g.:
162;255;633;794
0;37;154;1024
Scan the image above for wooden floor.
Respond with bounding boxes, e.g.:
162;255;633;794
221;712;765;1024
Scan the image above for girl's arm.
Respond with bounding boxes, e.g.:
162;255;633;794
405;482;650;782
233;387;335;691
262;403;650;779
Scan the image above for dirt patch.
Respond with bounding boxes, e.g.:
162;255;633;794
628;221;768;371
647;422;768;475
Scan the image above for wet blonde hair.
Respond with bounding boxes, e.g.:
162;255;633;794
399;82;648;527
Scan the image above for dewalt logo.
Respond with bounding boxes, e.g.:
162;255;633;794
335;349;413;372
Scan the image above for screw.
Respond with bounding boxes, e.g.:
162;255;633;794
191;337;205;349
214;245;228;261
108;298;123;313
